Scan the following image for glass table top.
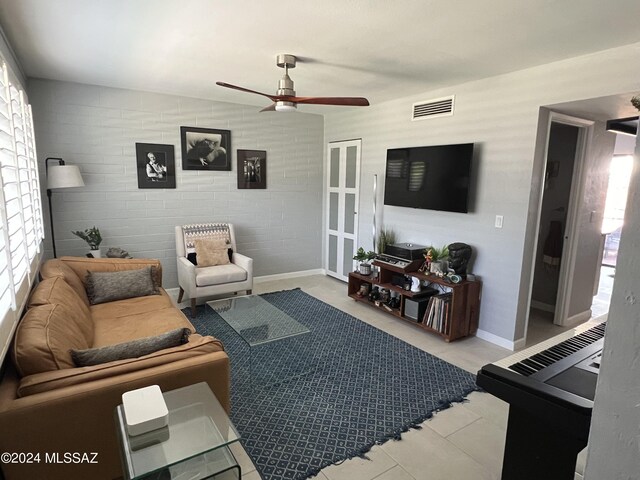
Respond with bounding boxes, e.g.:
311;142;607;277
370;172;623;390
115;382;240;480
208;295;309;346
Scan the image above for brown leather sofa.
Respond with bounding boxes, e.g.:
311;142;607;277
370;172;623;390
0;257;230;480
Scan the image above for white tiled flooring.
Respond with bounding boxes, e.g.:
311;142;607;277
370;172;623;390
174;273;602;480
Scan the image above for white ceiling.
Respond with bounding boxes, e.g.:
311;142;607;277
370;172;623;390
1;0;640;113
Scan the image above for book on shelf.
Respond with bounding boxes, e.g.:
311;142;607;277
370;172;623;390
421;293;452;334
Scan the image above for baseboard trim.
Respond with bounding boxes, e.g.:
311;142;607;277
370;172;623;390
476;329;518;351
254;269;325;284
165;287;180;297
562;309;592;328
166;269;326;297
530;300;555;313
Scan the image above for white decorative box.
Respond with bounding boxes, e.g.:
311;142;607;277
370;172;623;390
122;385;169;436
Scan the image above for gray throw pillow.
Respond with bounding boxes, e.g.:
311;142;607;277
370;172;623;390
70;328;191;367
86;266;160;305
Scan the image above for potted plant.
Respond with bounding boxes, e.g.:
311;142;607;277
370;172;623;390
376;228;396;254
72;226;103;258
353;247;376;275
424;245;449;274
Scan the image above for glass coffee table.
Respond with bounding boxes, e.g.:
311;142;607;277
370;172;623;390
115;382;241;480
208;295;314;387
208;295;309;346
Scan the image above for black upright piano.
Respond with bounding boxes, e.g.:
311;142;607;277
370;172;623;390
476;320;605;480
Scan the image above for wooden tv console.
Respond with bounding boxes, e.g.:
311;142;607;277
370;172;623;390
348;260;481;342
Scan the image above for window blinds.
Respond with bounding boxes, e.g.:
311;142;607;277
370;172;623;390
0;61;44;364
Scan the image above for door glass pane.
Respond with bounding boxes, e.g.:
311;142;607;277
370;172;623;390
328;235;338;273
345;146;357;188
343;238;354;275
329;192;339;231
344;193;356;234
330;148;340;188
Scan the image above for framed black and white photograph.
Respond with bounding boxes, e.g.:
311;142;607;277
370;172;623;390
180;126;231;171
135;143;176;189
237;150;267;189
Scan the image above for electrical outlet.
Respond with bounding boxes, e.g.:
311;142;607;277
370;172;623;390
495;215;504;228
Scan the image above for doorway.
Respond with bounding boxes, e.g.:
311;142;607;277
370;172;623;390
529;114;594;334
325;139;361;282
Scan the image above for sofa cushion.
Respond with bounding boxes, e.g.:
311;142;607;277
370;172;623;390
71;328;191;367
195;238;230;267
13;304;91;376
39;259;90;307
89;288;175;323
195;263;247;287
27;276;93;345
16;334;225;397
58;256;163;288
92;304;195;348
86;266;159;305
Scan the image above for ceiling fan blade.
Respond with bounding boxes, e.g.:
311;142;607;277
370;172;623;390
260;103;276;112
292;96;370;106
216;82;277;101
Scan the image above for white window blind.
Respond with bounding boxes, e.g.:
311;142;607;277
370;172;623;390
4;81;29;286
0;61;44;364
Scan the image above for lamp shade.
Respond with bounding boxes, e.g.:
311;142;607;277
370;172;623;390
47;165;85;189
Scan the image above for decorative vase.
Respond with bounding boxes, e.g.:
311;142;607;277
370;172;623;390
89;249;101;258
358;263;372;275
411;277;421;292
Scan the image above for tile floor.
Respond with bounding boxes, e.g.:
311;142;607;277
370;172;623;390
174;272;604;480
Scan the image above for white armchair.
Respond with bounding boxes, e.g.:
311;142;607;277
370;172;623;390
175;223;253;317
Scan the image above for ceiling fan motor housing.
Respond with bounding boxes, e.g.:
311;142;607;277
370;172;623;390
277;74;295;97
276;54;297;97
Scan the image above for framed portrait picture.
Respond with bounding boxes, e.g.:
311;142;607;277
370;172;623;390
237;150;267;189
135;143;176;189
180;126;231;171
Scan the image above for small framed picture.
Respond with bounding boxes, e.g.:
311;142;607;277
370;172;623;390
237;150;267;189
135;143;176;189
181;126;231;171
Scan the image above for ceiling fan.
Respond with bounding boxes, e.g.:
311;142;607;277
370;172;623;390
216;54;370;112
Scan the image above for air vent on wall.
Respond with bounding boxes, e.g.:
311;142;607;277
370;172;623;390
412;95;455;121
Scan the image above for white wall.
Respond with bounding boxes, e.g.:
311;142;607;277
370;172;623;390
584;131;639;480
29;79;325;287
324;42;640;344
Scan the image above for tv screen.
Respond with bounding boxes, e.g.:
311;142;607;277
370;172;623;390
383;143;473;213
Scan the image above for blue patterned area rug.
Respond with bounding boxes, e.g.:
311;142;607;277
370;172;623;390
187;289;480;480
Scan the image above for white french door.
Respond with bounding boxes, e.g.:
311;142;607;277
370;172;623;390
326;139;361;281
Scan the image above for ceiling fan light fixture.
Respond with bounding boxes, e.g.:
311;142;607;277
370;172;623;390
216;53;370;112
275;101;297;112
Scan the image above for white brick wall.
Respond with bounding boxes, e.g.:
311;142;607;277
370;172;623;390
323;42;640;342
30;79;324;287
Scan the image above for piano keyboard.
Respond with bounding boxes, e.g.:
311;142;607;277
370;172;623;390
493;319;606;375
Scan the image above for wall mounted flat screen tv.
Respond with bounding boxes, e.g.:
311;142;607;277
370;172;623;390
383;143;473;213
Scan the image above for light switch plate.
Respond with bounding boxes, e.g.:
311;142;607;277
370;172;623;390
495;215;504;228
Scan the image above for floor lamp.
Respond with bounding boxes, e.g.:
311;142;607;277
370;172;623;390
46;157;85;258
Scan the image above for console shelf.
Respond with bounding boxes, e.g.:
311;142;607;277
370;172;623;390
348;263;481;342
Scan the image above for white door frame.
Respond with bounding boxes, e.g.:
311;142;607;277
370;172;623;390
546;112;594;326
325;139;361;281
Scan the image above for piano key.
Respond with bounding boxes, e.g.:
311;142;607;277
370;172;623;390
493;319;607;374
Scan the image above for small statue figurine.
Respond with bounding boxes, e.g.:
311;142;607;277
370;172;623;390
447;242;472;276
106;247;133;259
419;249;433;273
